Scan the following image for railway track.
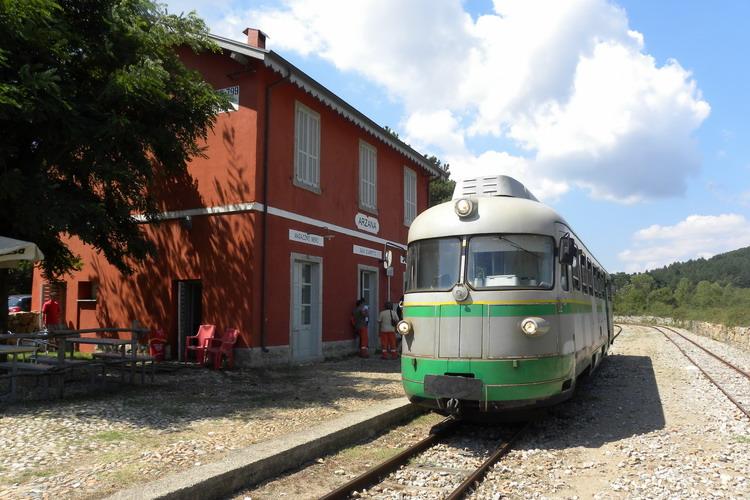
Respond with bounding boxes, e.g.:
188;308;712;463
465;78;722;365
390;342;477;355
320;418;528;500
652;325;750;419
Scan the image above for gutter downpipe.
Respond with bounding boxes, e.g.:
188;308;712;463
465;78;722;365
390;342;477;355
260;67;290;353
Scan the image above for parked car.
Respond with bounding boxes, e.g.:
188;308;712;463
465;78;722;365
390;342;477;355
8;294;32;313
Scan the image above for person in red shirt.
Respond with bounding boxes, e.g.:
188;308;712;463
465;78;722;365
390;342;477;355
42;295;61;329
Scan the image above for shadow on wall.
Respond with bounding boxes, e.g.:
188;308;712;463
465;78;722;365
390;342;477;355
91;121;257;349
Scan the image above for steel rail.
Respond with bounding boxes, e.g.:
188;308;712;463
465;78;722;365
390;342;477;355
613;324;623;341
653;326;750;420
319;416;460;500
659;325;750;380
445;422;529;500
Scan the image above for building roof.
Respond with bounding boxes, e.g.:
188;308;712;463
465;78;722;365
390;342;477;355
209;33;449;179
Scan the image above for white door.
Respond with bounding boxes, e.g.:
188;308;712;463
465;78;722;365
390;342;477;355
292;260;321;361
359;269;379;350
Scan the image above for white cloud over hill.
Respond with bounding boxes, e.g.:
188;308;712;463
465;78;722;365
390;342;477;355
211;0;710;203
619;214;750;272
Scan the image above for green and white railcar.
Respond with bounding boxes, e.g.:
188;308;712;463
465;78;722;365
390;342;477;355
397;175;613;415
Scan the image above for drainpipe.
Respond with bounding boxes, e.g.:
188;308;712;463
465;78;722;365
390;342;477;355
260;69;290;353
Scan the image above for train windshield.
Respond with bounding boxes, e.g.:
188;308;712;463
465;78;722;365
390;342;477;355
467;235;554;289
406;238;462;291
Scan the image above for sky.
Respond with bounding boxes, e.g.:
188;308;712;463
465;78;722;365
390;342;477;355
165;0;750;274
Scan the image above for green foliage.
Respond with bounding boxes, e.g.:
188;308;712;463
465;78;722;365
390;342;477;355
425;155;454;207
613;246;750;326
0;0;229;278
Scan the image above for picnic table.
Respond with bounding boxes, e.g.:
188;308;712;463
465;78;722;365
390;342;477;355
58;331;154;384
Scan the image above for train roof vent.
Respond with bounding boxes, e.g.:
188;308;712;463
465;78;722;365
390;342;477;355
452;175;538;202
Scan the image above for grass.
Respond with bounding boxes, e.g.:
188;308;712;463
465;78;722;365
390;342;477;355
93;430;132;442
733;435;750;444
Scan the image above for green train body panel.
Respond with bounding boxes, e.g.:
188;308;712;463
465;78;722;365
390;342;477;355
401;354;575;402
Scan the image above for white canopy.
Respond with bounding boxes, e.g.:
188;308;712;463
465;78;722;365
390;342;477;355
0;236;44;269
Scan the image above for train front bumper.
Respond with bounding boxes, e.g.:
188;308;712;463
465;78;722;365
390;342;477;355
401;354;575;411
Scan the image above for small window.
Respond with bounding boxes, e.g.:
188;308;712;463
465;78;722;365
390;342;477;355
572;254;580;290
561;263;570;292
294;102;320;191
359;141;377;211
404;167;417;225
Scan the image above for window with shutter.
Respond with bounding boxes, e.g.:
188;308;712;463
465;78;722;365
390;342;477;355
294;102;320;192
404;167;417;225
359;141;377;211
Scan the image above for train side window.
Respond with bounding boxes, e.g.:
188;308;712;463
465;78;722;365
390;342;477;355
587;261;593;295
571;255;580;290
580;254;588;294
561;263;569;291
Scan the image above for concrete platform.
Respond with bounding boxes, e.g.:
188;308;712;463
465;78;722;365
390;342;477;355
107;397;421;500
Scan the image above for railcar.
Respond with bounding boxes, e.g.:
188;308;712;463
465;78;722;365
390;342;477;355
396;175;613;416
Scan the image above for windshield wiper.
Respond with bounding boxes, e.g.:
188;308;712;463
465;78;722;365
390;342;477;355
497;236;537;257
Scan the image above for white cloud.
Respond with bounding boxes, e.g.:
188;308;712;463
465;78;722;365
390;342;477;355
618;214;750;272
175;0;710;203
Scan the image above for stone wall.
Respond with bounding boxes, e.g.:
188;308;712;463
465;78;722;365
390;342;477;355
615;315;750;352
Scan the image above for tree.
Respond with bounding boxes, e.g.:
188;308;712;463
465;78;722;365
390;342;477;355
425;155;454;206
0;0;229;332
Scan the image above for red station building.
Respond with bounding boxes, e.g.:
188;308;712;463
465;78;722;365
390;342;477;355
32;28;447;365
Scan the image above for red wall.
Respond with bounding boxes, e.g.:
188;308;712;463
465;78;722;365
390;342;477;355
32;46;432;356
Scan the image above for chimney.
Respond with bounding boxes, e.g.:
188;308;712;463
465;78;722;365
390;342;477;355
243;28;268;49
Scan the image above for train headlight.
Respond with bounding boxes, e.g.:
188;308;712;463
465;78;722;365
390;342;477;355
520;317;550;336
454;198;474;217
396;320;413;336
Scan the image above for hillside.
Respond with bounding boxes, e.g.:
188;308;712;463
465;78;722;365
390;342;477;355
645;246;750;288
613;245;750;326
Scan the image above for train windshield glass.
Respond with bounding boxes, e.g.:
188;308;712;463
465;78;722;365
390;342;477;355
467;235;554;289
406;238;462;291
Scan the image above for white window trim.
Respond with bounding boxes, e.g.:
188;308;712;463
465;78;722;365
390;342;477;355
293;101;321;194
403;166;417;226
358;140;378;213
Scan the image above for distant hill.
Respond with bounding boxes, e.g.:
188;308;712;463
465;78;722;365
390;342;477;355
643;246;750;288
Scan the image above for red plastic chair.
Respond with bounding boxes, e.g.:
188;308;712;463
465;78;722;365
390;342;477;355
184;324;215;363
206;328;240;369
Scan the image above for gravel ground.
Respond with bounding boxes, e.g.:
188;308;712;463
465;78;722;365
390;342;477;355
0;356;404;499
472;324;750;499
236;325;750;499
659;326;750;415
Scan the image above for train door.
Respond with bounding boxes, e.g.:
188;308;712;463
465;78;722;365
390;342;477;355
358;266;379;351
291;255;322;362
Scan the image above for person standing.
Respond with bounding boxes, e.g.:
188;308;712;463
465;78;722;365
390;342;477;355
42;293;61;330
378;302;398;359
352;298;369;358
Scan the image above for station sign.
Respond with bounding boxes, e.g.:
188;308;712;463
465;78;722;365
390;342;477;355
354;212;379;234
353;244;382;260
289;229;324;247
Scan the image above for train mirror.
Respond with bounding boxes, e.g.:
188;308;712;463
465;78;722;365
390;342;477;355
559;235;576;265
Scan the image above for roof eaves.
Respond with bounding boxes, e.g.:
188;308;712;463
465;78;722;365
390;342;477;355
210;33;266;61
208;34;448;179
263;51;447;178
